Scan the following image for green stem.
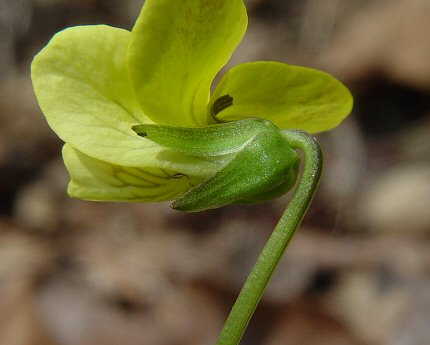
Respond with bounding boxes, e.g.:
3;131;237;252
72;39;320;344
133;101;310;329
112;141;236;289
215;130;323;345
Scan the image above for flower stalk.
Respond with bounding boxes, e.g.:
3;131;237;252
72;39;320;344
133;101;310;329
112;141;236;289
216;130;322;345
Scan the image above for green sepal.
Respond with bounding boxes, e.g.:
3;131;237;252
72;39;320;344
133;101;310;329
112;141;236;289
132;118;278;156
171;131;300;212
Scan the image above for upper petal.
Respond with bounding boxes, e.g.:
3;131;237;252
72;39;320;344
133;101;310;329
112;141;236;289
127;0;248;126
31;25;163;167
209;62;353;133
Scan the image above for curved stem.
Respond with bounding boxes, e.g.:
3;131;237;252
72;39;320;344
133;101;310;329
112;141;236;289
216;130;323;345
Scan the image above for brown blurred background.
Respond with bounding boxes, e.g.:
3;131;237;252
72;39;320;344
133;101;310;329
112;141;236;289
1;0;430;344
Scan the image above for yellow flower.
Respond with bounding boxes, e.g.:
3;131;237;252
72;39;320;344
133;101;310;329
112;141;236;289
31;0;352;204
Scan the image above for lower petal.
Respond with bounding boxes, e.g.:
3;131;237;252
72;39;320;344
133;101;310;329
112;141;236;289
63;144;192;202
